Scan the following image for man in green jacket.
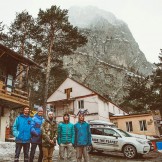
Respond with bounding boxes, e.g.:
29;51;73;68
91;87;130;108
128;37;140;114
41;111;57;162
57;113;75;160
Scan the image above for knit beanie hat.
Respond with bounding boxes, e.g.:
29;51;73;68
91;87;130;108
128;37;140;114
37;107;43;112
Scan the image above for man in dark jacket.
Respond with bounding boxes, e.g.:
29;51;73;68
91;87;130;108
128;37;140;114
74;113;92;162
41;111;57;162
29;107;44;162
13;106;32;162
57;113;75;160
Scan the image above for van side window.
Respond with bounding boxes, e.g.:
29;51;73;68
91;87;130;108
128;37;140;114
104;129;119;137
91;128;103;135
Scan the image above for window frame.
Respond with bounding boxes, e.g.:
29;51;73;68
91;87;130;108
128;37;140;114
78;100;84;109
103;128;120;137
91;128;103;135
139;120;147;131
126;121;133;132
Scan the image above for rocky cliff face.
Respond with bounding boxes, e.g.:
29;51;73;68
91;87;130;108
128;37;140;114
63;6;154;105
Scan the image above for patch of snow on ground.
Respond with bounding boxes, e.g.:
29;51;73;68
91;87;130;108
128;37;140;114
0;141;59;161
0;142;15;156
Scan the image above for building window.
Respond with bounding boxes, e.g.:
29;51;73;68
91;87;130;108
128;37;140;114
126;121;133;132
113;106;115;114
78;100;84;109
6;74;13;92
50;105;55;113
139;120;147;131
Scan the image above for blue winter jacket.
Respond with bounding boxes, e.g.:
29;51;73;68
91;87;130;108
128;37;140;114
74;121;92;146
31;113;44;144
12;114;32;143
57;122;75;145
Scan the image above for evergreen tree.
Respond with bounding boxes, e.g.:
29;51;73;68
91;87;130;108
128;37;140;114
0;21;4;41
120;76;151;113
4;11;38;89
6;11;38;58
0;6;87;111
150;49;162;114
121;49;162;115
0;22;8;42
35;5;87;112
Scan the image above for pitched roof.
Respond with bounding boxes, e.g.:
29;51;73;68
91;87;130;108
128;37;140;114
110;113;151;119
0;43;41;68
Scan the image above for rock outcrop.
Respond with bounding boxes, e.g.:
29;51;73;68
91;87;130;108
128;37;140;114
63;6;154;104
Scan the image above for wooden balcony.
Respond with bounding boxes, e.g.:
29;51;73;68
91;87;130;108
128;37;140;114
0;81;29;107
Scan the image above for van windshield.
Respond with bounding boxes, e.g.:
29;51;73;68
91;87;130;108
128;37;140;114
117;129;132;137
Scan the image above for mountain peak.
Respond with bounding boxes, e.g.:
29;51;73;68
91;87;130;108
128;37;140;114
68;6;125;28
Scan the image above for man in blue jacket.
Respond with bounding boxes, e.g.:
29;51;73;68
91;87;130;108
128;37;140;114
29;107;44;162
57;113;75;160
13;106;32;162
74;112;92;162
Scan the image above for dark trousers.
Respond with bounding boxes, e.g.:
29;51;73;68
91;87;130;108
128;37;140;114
30;143;43;162
14;143;30;162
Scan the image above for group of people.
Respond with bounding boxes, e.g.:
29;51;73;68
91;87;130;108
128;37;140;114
12;106;92;162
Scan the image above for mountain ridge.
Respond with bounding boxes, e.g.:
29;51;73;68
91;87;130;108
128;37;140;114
62;6;153;104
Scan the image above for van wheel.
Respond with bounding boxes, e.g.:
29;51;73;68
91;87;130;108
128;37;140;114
87;145;93;153
123;145;137;159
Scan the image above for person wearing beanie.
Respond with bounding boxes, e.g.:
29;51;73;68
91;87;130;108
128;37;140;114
29;107;44;162
13;106;32;162
57;113;75;160
74;113;92;162
41;111;57;162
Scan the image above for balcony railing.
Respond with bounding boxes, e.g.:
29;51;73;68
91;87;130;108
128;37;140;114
0;80;29;105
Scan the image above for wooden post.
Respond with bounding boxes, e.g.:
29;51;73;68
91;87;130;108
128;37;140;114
0;117;7;141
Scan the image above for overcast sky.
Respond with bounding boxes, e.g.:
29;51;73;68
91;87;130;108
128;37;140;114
0;0;162;63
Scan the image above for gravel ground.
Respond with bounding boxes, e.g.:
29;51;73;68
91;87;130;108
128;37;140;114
0;142;162;162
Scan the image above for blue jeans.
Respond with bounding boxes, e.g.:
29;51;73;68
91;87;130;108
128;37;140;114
29;143;43;162
14;143;30;162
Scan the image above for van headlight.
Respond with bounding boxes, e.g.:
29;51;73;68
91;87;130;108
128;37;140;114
136;139;147;144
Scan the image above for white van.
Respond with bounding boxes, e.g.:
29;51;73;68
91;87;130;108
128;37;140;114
88;125;153;159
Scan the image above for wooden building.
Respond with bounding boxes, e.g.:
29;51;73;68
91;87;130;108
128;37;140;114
0;43;39;141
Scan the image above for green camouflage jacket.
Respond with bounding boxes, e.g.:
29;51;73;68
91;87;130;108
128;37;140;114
41;118;57;147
